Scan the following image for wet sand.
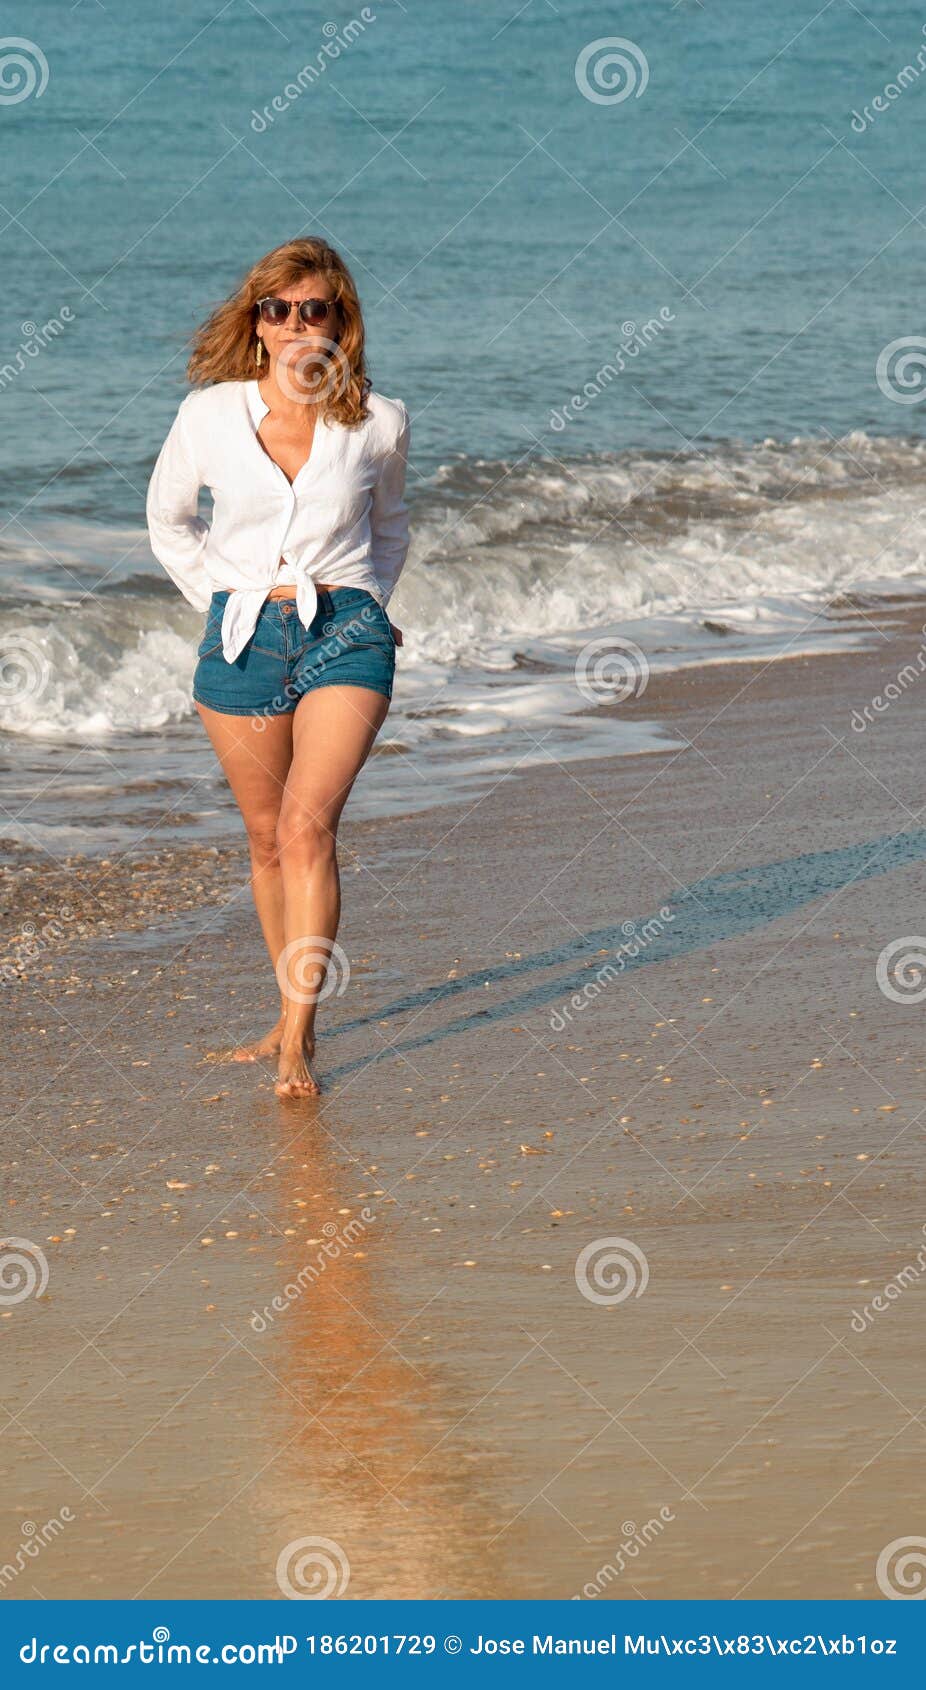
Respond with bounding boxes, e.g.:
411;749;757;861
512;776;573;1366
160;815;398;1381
4;594;926;1600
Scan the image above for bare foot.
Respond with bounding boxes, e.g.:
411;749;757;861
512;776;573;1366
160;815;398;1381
275;1040;321;1098
206;1016;286;1063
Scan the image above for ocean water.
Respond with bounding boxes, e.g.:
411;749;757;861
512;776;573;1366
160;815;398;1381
2;0;926;850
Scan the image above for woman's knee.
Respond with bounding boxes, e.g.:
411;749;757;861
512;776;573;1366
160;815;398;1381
245;815;281;869
276;804;336;865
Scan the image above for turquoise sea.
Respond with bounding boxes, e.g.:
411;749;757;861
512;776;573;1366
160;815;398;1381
3;0;926;846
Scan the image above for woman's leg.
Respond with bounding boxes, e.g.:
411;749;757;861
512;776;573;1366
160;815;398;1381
195;703;295;1059
275;683;391;1098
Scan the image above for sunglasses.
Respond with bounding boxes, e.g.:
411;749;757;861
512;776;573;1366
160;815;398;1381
256;295;337;327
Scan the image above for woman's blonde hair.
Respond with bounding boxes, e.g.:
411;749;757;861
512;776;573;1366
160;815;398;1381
186;237;371;426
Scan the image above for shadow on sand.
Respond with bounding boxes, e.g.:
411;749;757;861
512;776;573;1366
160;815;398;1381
323;828;926;1081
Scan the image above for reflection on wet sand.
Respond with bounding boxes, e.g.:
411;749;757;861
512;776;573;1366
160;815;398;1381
231;1102;502;1600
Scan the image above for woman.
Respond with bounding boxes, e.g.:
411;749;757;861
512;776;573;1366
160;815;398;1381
146;237;411;1099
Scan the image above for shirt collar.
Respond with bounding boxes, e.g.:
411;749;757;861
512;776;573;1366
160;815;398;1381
244;380;336;439
246;380;269;428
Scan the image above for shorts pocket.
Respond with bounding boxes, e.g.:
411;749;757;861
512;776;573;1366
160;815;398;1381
197;608;225;659
340;601;395;649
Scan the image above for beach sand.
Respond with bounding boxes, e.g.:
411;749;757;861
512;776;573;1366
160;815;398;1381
4;593;926;1601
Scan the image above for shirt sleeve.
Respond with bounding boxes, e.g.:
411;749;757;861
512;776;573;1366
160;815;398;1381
145;396;213;611
369;402;411;608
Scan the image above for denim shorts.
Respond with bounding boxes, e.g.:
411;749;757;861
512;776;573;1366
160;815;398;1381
192;588;396;717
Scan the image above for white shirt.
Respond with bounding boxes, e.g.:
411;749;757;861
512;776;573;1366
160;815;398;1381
145;379;411;662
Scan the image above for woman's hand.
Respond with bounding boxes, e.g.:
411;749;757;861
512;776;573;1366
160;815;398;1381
389;621;403;647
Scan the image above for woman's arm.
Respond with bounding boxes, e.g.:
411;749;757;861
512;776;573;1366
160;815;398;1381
145;397;213;611
369;402;411;613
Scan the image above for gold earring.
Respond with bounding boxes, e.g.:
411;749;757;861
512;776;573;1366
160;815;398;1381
255;338;264;367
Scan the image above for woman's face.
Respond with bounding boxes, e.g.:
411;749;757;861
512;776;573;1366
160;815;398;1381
255;271;341;379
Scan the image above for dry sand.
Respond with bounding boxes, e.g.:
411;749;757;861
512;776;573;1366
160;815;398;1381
4;593;926;1600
